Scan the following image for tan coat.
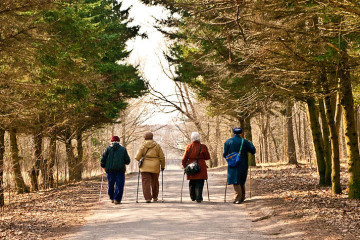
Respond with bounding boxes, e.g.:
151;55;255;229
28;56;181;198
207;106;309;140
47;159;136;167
135;140;165;173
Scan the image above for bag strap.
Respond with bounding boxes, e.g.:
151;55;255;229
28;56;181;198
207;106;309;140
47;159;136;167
141;148;150;160
238;138;244;155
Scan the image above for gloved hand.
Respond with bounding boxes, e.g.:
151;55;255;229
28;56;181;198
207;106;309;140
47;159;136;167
161;168;165;172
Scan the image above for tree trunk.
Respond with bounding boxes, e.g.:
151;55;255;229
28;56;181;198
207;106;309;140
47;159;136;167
30;133;42;191
324;95;342;194
339;56;360;199
65;130;76;181
74;131;83;181
212;116;220;167
48;134;56;188
306;97;326;185
294;103;303;160
10;129;29;193
318;99;332;186
244;117;256;166
0;129;5;206
286;102;297;164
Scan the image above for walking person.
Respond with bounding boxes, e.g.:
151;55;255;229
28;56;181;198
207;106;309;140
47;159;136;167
223;127;256;204
100;136;130;204
135;132;165;203
182;132;210;203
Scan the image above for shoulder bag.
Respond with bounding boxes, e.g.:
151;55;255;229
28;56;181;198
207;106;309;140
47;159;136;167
185;144;202;176
225;138;244;167
139;148;150;167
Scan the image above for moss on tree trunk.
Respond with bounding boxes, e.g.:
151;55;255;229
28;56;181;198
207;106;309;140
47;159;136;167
339;56;360;199
306;97;326;185
324;94;342;194
0;129;5;206
318;99;332;186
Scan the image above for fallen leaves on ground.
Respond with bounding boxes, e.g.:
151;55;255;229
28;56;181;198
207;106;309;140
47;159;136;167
0;178;100;240
252;163;360;239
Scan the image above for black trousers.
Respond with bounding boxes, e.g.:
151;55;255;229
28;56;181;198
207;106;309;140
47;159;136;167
189;179;205;201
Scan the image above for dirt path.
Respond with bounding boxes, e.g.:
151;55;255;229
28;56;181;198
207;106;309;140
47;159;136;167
63;168;306;240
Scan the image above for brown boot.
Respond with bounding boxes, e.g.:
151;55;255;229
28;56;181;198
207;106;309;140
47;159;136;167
240;185;246;202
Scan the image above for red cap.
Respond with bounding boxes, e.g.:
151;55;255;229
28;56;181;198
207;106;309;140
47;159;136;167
111;136;120;142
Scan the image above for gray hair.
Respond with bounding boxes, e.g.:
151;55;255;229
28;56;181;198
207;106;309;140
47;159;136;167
191;132;200;142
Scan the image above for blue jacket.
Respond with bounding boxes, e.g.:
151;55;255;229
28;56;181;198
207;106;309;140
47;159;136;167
223;135;256;185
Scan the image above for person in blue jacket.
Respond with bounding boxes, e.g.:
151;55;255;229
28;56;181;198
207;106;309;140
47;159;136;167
223;127;256;204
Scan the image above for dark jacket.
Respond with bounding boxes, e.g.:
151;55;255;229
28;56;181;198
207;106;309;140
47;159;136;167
223;135;256;185
100;142;130;173
182;141;211;180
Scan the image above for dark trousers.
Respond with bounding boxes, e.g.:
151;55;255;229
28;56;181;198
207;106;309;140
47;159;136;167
141;172;160;201
107;172;125;202
189;179;204;201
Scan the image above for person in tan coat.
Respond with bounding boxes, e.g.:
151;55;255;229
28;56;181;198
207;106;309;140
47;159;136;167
135;132;165;203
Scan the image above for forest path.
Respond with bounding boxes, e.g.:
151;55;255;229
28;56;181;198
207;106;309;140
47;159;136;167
64;168;303;240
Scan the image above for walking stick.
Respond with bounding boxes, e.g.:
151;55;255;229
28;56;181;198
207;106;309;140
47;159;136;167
98;171;104;204
136;167;140;203
180;171;185;203
224;170;228;203
161;170;164;202
206;179;210;202
249;165;252;199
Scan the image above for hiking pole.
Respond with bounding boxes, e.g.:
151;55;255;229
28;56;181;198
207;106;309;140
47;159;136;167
224;167;228;203
136;167;140;203
249;165;252;199
180;171;185;203
206;179;210;202
98;170;104;204
161;169;164;202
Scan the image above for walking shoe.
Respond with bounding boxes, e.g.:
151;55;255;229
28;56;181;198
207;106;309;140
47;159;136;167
114;200;121;204
153;198;158;202
196;200;202;203
233;200;241;204
146;200;151;203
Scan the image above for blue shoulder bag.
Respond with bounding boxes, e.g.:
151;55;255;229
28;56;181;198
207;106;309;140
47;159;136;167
225;138;244;167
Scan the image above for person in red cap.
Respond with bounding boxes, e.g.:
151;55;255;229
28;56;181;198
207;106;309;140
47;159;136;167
100;136;130;204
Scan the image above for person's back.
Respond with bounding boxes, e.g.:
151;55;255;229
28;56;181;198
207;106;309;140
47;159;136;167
223;127;256;204
223;134;256;171
102;142;130;173
100;136;130;204
135;132;165;203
